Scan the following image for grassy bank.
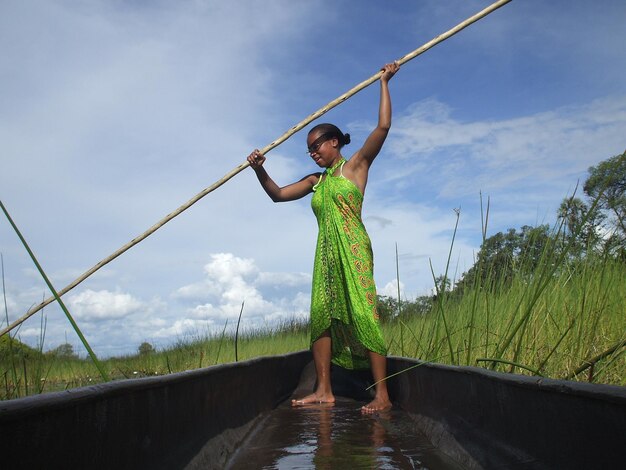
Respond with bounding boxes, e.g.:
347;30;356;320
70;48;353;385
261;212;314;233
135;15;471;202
1;320;310;400
385;256;625;385
2;255;624;401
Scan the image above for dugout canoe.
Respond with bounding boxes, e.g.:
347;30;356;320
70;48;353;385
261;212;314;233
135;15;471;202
0;351;624;469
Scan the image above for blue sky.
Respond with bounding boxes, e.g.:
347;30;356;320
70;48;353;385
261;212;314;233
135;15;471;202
1;0;625;357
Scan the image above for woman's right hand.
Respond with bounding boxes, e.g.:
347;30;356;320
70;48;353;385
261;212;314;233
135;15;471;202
247;149;266;169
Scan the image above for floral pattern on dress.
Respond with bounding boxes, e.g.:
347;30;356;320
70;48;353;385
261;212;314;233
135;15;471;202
310;159;386;370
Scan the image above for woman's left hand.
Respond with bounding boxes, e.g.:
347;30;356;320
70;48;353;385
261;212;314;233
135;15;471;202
380;62;400;83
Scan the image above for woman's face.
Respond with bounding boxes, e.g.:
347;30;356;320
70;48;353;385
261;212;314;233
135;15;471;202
307;131;337;167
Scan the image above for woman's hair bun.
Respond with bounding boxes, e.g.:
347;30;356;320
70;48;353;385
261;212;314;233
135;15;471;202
309;123;351;148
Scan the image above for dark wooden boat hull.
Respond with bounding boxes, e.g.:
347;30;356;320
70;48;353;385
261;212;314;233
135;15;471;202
387;357;626;469
1;351;624;469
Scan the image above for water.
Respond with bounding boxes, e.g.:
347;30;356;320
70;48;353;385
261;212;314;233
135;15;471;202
227;398;465;469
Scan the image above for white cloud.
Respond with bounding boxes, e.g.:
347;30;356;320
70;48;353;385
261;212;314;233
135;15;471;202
378;280;405;299
204;253;258;284
174;253;258;303
68;289;144;320
385;96;626;200
151;318;214;341
173;282;222;302
256;271;311;288
173;253;310;329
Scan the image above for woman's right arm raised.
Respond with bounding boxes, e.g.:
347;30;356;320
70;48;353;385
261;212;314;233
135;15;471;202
247;149;319;202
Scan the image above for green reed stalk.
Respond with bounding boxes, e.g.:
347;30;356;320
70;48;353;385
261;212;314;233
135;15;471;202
395;243;404;356
2;254;21;398
398;319;424;358
235;301;244;362
475;358;542;376
588;347;625;383
567;338;626;380
536;316;575;375
165;354;172;374
415;310;429;357
0;201;109;382
428;208;461;363
365;351;454;391
479;192;490;353
467;193;490;364
198;350;204;369
214;319;229;365
22;357;29;396
34;300;52;394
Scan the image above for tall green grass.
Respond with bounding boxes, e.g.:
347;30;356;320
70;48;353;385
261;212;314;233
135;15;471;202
4;245;623;401
1;319;310;400
2;210;624;399
384;254;625;385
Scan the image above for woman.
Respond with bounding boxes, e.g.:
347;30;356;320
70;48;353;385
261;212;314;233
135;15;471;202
247;62;399;413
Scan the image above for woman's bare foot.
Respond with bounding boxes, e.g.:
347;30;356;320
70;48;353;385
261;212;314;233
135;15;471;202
361;395;392;414
291;391;335;406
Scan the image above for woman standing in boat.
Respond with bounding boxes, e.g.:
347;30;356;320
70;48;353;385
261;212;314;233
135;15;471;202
247;62;399;413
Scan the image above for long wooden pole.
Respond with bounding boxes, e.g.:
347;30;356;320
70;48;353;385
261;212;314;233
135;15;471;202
1;0;512;338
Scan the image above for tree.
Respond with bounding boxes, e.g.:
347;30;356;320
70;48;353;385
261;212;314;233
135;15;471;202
455;225;552;294
517;224;554;270
138;342;155;356
376;295;432;322
557;195;603;256
401;295;433;317
50;343;78;359
434;275;452;295
556;152;626;256
583;151;626;246
454;152;625;296
558;196;588;236
376;295;398;323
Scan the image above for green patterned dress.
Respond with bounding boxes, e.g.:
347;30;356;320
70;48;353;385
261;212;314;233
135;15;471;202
310;158;387;370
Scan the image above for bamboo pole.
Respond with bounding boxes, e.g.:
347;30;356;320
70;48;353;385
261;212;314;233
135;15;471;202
1;0;512;338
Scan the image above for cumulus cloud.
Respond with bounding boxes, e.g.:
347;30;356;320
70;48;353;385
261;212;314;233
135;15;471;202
172;253;310;331
174;253;258;303
68;289;145;320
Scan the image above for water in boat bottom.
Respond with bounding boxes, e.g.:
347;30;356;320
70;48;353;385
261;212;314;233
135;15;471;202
227;397;465;469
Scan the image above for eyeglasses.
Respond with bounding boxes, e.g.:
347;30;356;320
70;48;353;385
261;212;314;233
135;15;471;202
307;133;334;154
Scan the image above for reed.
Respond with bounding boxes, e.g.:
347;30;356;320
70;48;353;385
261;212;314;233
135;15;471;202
3;220;624;400
384;252;625;384
1;317;310;399
3;251;623;400
3;198;624;398
381;183;625;385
